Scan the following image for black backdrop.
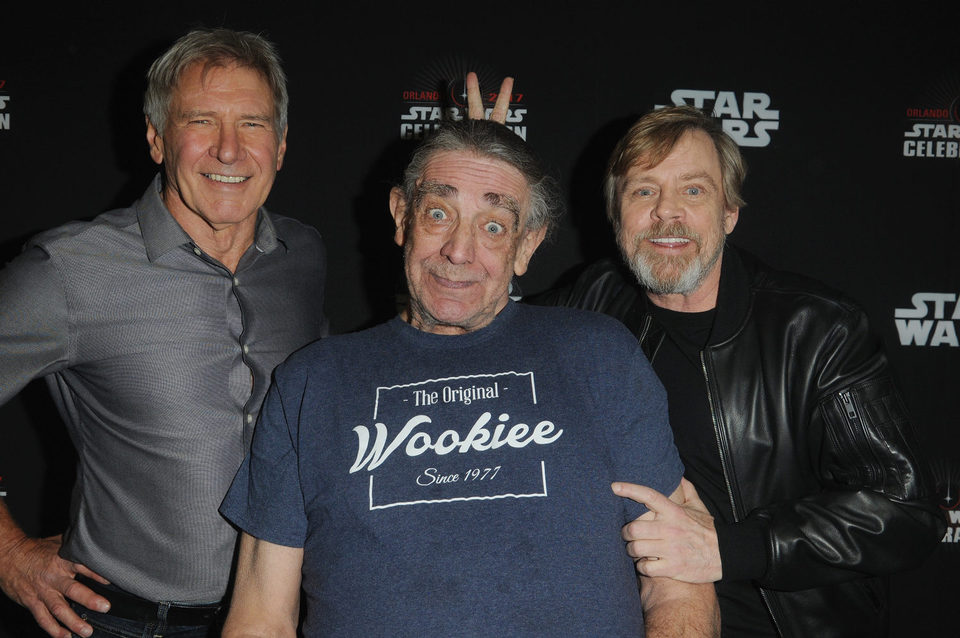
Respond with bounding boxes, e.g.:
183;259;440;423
1;3;958;635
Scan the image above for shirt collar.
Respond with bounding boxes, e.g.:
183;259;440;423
137;173;285;262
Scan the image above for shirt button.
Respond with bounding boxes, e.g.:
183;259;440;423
193;247;202;256
246;414;254;424
243;344;250;354
233;277;240;286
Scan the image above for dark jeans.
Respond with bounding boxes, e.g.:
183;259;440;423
69;596;221;638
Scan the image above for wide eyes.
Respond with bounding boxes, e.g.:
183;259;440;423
423;207;508;237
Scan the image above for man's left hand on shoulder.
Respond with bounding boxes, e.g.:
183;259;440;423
613;478;723;583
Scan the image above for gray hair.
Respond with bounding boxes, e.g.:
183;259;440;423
143;28;288;139
397;119;562;238
604;105;747;231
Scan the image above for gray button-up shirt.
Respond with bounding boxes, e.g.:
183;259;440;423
0;175;328;602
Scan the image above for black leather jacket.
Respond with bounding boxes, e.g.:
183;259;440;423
529;246;943;638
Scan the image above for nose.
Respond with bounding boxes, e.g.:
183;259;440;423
211;124;242;164
651;188;682;222
439;220;475;264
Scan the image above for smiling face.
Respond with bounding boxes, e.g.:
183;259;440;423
617;129;739;311
391;150;545;335
146;61;287;242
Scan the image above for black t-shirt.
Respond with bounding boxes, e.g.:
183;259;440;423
649;303;779;637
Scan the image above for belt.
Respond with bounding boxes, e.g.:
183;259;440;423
76;575;222;626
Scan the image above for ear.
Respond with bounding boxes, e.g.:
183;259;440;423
513;225;547;277
276;126;288;171
389;187;408;247
723;205;739;235
146;116;164;166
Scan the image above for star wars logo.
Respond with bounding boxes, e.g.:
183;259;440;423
657;89;780;147
399;80;527;141
902;99;960;159
944;510;960;543
0;84;10;131
894;292;960;347
399;104;527;140
933;460;960;544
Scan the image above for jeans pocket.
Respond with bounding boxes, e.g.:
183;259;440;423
69;601;149;638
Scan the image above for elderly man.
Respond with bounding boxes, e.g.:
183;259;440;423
531;105;943;637
218;118;718;637
0;29;327;638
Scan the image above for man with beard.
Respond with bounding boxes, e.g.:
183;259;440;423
530;105;943;637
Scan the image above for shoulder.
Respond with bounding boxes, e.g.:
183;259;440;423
512;303;640;351
268;213;325;250
274;322;393;379
524;257;643;316
26;207;139;255
735;249;871;340
739;249;864;316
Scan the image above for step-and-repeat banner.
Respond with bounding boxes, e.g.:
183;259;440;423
1;4;957;636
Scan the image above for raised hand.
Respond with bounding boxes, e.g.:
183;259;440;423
466;71;514;124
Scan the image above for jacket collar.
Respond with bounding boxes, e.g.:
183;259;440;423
638;243;755;347
709;244;753;345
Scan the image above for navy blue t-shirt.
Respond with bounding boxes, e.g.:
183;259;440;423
221;302;683;637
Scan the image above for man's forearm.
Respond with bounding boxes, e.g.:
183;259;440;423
221;533;303;638
642;577;720;638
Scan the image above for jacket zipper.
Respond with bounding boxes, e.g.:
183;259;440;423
700;349;786;638
840;390;858;420
700;351;739;521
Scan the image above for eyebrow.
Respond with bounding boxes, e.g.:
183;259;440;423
414;181;457;207
621;170;719;192
416;180;522;229
178;109;273;123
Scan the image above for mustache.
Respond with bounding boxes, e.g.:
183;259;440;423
426;264;484;284
635;221;702;242
624;222;703;248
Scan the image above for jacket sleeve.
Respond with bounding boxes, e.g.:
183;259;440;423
743;303;944;591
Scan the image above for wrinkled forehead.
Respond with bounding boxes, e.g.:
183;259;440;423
173;61;276;110
417;150;531;217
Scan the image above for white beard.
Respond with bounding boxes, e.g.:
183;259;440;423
622;226;725;296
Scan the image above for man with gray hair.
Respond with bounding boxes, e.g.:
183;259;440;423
0;28;327;637
531;104;943;637
217;117;719;637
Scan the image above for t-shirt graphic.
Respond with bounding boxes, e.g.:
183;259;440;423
354;371;558;509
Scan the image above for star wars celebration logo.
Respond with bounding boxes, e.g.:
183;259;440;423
398;63;527;141
0;80;10;132
894;293;960;347
931;459;960;546
656;89;780;147
902;83;960;159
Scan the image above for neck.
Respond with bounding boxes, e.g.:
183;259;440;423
166;206;257;274
191;226;255;273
